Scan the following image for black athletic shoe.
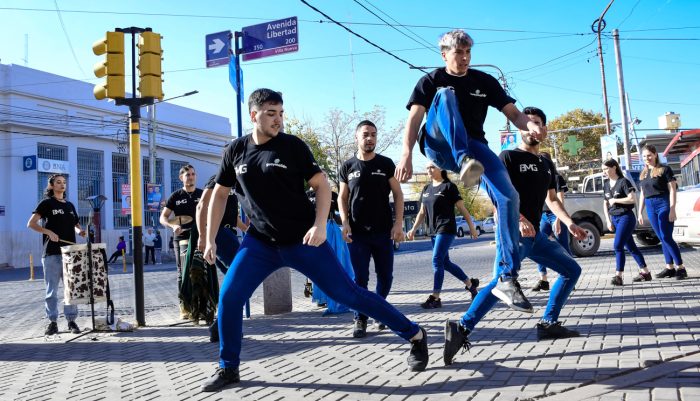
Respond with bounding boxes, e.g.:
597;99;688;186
531;280;550;292
420;295;442;309
209;320;219;343
536;321;580;341
200;367;240;392
676;268;688;280
45;321;58;336
375;321;387;331
656;268;677;278
67;321;81;334
491;277;534;313
407;327;429;372
443;319;471;366
352;319;367;338
610;275;623;286
632;272;652;282
466;278;479;299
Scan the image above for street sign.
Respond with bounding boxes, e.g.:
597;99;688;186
23;155;36;171
241;17;298;61
205;31;231;68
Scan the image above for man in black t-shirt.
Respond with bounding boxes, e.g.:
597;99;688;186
339;120;405;338
200;89;428;392
159;164;203;318
444;107;587;366
396;29;545;311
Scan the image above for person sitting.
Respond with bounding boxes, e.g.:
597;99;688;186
107;236;127;263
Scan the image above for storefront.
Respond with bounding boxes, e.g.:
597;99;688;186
663;129;700;188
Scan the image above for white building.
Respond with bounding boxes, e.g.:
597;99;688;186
0;64;232;268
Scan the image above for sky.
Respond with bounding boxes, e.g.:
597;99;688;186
1;0;699;166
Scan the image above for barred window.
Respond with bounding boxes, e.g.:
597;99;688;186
170;160;188;193
37;143;69;202
77;148;104;228
112;153;130;228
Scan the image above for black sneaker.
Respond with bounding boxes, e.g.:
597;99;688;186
610;276;623;286
465;278;479;299
531;280;550;292
67;321;81;334
200;367;240;392
209;319;219;343
420;295;442;309
536;321;580;341
632;272;652;282
491;277;534;313
443;319;471;366
352;319;367;338
45;321;58;336
407;327;428;372
676;268;688;280
656;268;676;278
375;321;387;331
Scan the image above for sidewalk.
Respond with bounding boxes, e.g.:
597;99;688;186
0;238;698;400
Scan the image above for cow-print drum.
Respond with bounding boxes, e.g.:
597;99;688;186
60;243;109;305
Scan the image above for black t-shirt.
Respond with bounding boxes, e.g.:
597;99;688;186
307;189;340;223
639;166;676;198
420;181;462;235
339;154;396;235
165;187;203;240
407;68;515;144
215;133;322;245
604;177;636;216
500;149;556;231
205;174;239;228
543;174;569;213
33;197;79;257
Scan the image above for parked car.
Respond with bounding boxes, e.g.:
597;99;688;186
481;217;496;234
456;217;480;237
672;186;700;246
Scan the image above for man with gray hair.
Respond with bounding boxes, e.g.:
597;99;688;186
396;29;544;312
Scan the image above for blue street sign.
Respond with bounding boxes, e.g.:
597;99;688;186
241;17;298;61
23;155;36;171
205;31;231;68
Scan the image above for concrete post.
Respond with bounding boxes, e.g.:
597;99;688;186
263;267;293;315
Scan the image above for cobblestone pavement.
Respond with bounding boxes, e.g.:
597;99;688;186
0;235;698;401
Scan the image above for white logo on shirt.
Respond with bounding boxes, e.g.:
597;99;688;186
266;158;288;169
348;171;361;180
519;164;539;172
235;164;247;175
175;199;188;206
52;209;65;215
371;169;386;177
470;89;487;98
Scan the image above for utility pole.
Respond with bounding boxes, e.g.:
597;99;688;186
593;0;615;135
613;29;631;170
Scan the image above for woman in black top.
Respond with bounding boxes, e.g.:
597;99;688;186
407;163;479;309
602;159;648;286
637;144;687;279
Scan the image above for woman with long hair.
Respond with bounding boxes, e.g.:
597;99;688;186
602;159;649;285
407;163;479;309
637;145;687;279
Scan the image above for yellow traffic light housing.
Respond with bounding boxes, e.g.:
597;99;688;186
137;31;164;100
92;31;125;100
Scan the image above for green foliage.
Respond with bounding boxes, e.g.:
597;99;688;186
542;108;610;171
285;117;335;186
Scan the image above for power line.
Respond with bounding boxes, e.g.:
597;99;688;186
616;0;641;29
507;37;597;74
53;0;86;77
353;0;437;53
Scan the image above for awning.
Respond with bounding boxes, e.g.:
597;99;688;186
663;129;700;157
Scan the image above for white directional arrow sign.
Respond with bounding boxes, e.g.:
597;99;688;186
205;31;231;68
208;38;225;54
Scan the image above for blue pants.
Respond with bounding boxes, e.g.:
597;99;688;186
611;211;646;271
217;235;420;369
348;232;394;322
460;231;581;330
215;226;240;273
537;211;571;275
645;196;683;265
42;254;78;322
424;88;520;279
430;234;468;293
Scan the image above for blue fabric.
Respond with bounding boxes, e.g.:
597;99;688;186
460;230;581;330
348;232;394;321
537;211;571;274
215;226;240;272
423;88;521;279
645;196;683;265
42;254;77;322
312;220;354;315
430;234;468;292
217;235;420;369
611;211;646;271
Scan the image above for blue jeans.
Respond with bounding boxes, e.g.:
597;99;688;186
42;254;78;322
423;88;520;279
611;211;646;271
537;211;571;275
215;226;241;274
217;235;420;369
430;234;468;292
348;232;394;322
460;231;581;330
645;196;683;265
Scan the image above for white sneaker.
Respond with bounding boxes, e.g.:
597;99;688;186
459;157;484;187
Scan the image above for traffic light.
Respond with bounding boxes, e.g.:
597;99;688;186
92;31;125;100
137;31;164;100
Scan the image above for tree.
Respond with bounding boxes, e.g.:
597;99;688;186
542;109;610;175
285;117;334;186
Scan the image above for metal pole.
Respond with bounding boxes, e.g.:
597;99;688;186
612;29;631;170
594;0;615;135
149;105;156;183
234;32;243;139
129;104;145;327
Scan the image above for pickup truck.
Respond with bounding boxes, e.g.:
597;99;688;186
564;170;657;257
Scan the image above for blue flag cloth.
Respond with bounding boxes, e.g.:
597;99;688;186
312;220;354;315
228;56;243;100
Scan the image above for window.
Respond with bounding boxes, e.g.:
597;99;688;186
112;153;130;228
143;157;164;228
77;148;104;228
37;143;68;202
170;160;188;193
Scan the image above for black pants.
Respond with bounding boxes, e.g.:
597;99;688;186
107;250;123;263
144;246;155;264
